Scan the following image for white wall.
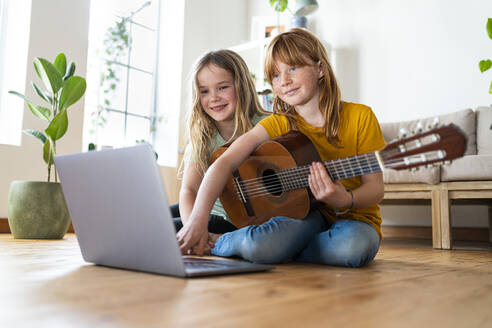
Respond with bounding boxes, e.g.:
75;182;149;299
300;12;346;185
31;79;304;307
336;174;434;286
178;0;249;139
246;0;492;227
313;0;492;122
0;0;90;218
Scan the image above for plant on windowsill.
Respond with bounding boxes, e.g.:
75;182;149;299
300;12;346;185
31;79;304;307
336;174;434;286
7;52;87;239
88;17;130;149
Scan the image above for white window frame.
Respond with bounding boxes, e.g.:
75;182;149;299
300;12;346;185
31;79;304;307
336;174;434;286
0;0;32;146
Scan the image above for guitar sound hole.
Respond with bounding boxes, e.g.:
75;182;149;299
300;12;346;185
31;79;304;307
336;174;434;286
262;169;283;196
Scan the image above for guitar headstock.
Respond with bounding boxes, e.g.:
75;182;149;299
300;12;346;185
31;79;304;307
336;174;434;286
379;124;467;171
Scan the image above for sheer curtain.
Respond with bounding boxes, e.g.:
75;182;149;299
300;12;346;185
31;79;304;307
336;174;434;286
0;0;32;146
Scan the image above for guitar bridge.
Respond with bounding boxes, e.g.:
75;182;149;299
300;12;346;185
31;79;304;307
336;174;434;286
232;170;255;217
234;177;247;204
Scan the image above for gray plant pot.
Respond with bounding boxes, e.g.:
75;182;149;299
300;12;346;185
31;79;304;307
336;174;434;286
8;181;70;239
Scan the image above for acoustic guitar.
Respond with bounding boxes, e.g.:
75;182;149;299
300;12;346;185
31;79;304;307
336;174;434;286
210;124;467;228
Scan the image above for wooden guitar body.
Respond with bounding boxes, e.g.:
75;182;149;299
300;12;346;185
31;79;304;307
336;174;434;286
210;131;321;228
210;124;466;229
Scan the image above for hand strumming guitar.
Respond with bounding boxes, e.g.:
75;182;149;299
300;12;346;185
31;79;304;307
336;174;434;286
308;162;352;208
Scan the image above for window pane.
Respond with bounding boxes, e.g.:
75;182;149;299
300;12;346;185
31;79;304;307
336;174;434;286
101;19;130;66
97;110;125;148
99;61;128;111
132;0;158;29
126;116;150;145
130;23;156;72
127;68;153;116
83;0;159;151
0;0;32;146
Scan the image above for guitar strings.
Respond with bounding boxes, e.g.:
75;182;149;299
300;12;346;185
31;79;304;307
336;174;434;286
232;151;408;198
237;160;390;199
235;157;408;199
237;153;408;190
237;152;379;187
237;155;382;191
237;152;382;189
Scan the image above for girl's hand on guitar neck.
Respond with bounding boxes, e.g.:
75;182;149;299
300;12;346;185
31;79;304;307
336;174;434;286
177;216;209;256
309;162;353;209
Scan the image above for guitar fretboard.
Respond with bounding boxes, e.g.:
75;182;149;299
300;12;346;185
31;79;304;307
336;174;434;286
276;152;382;192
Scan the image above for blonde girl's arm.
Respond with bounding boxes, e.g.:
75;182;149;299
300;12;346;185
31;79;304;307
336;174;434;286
177;124;270;255
178;162;204;225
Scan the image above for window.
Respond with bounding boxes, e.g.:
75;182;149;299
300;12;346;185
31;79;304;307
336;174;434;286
0;0;32;146
83;0;160;150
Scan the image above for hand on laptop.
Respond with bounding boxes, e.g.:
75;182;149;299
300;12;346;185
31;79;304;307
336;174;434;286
177;219;209;256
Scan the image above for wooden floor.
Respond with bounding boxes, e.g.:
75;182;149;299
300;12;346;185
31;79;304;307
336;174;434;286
1;234;491;328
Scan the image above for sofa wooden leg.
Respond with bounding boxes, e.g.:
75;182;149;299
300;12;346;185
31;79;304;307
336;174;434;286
431;189;442;249
440;188;452;249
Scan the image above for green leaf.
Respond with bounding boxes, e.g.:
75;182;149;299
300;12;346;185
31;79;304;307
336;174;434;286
59;76;86;110
27;103;51;121
31;82;53;104
63;61;76;81
270;0;288;12
487;18;492;40
43;137;55;165
8;90;30;102
23;129;47;144
34;58;63;94
489;80;492;94
479;59;492;73
8;90;51;120
54;53;67;76
45;110;68;141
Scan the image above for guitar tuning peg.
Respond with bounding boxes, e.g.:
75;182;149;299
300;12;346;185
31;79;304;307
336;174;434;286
416;122;424;133
398;128;408;139
427;118;440;130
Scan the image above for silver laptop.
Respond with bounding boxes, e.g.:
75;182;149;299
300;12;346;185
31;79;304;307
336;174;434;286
54;144;274;277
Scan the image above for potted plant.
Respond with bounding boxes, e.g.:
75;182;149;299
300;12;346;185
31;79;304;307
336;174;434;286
7;52;86;239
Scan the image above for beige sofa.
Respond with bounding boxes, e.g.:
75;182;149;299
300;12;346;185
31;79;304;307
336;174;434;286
380;106;492;249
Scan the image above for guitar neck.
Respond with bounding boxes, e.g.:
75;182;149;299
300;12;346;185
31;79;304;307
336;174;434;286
279;152;382;191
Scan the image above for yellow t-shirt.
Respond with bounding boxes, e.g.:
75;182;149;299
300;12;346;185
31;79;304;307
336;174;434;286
258;102;386;239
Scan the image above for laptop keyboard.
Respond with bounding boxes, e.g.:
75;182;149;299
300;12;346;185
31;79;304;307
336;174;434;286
183;257;241;269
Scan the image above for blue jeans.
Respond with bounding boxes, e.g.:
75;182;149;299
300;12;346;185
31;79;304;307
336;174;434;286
211;211;380;268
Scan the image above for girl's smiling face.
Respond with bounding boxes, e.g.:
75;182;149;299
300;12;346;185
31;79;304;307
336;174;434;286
197;64;237;123
271;59;322;108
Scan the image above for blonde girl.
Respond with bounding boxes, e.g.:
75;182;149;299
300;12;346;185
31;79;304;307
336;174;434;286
174;50;269;241
177;29;386;267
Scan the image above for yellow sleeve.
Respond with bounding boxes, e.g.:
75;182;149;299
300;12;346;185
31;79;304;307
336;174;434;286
357;107;386;154
258;114;290;139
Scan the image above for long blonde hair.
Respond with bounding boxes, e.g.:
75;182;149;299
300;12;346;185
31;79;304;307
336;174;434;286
187;49;268;174
264;28;342;146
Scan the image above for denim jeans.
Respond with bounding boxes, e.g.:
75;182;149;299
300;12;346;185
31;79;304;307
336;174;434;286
211;211;380;268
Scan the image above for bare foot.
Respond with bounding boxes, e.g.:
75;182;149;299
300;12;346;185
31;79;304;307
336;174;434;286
207;233;222;249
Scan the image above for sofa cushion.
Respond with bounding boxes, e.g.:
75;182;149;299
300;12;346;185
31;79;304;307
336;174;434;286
383;166;440;185
441;155;492;181
476;106;492;155
380;108;477;156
